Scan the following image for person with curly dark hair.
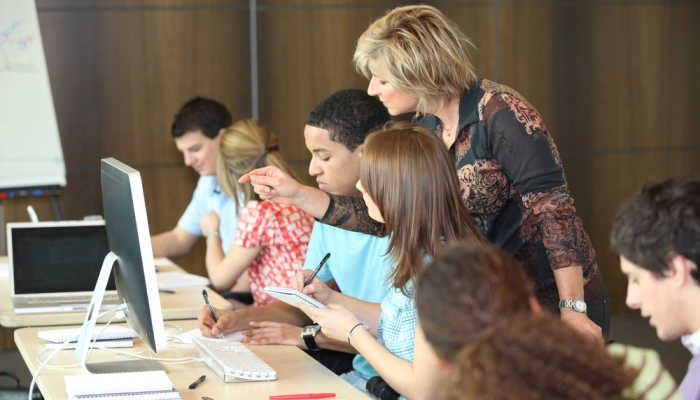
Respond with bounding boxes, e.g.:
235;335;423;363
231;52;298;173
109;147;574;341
440;313;634;400
611;177;700;399
417;241;680;399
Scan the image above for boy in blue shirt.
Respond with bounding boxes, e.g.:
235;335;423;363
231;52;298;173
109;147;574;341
151;97;249;296
151;97;237;256
199;89;392;380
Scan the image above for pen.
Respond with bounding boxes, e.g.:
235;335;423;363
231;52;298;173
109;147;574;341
188;374;206;389
303;253;331;286
269;394;335;400
202;289;219;322
159;288;175;294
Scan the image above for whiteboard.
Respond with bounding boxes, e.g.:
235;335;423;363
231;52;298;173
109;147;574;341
0;0;66;190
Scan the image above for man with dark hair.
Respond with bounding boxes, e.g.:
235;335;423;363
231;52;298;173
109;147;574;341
199;90;393;386
151;97;242;266
611;177;700;399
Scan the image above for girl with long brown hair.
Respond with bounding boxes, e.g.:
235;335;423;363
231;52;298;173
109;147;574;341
295;122;482;398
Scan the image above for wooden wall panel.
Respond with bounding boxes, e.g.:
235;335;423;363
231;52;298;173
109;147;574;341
257;1;383;170
2;1;250;277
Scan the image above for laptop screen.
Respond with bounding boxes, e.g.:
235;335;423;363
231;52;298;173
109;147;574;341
11;224;116;294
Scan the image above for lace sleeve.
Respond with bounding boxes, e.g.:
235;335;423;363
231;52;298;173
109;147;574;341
320;195;386;237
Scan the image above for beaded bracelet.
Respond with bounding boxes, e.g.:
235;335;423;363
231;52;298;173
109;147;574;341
347;322;366;344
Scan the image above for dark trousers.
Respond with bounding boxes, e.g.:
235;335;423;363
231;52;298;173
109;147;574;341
586;281;611;339
302;349;355;375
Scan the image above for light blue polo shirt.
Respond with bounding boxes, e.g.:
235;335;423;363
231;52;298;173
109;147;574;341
303;221;393;379
177;175;241;254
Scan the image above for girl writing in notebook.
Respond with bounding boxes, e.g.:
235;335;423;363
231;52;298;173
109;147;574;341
295;123;484;398
200;119;314;306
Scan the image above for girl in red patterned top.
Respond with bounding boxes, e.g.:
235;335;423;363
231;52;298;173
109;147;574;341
199;119;314;306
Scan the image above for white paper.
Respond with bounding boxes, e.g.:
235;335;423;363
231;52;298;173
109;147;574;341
64;370;173;396
156;272;209;289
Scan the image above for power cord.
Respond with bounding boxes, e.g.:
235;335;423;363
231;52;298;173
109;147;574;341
28;307;124;400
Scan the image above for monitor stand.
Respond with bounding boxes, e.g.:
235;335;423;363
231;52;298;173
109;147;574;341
75;251;162;373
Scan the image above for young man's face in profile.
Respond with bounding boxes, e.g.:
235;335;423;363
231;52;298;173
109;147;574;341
304;125;362;196
174;129;220;176
621;256;685;341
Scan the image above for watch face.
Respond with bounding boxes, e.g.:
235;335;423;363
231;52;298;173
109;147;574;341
573;300;587;313
303;324;321;336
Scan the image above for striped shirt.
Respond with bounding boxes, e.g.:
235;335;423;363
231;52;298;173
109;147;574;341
608;343;680;399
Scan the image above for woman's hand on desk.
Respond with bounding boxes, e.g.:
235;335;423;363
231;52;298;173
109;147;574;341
241;321;303;346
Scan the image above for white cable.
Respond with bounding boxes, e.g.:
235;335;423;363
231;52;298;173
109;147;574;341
102;347;202;364
37;310;122;367
28;307;123;400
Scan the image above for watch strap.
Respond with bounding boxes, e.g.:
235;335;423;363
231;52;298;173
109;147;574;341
302;324;321;352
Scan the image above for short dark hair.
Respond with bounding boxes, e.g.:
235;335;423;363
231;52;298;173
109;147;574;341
610;177;700;283
305;89;389;151
416;241;533;362
171;97;232;139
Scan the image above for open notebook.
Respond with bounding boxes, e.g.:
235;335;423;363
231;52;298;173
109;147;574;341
64;370;181;400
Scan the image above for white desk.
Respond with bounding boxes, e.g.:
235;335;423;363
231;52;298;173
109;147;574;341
15;320;369;400
0;257;231;328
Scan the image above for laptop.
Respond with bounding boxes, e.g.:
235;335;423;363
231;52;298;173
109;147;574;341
7;220;120;314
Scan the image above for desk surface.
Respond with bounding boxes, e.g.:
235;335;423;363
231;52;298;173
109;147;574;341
15;320;369;400
0;257;231;328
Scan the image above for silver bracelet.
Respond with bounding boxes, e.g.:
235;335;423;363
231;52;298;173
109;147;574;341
205;230;219;239
347;322;366;345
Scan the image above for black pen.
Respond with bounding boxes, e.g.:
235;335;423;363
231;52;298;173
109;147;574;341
188;374;206;389
202;289;218;322
303;253;331;286
159;288;175;294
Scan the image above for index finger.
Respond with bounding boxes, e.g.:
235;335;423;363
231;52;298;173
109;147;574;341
290;270;308;291
239;166;277;183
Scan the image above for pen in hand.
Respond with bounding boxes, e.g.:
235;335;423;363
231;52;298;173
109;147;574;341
303;253;331;287
202;289;218;322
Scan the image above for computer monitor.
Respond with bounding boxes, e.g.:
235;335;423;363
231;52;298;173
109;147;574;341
76;157;166;373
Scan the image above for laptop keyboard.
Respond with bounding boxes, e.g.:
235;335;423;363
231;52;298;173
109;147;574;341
24;293;119;305
14;303;123;314
38;325;136;343
192;335;277;382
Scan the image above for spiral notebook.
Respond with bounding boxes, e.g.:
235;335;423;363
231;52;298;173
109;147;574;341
64;371;181;400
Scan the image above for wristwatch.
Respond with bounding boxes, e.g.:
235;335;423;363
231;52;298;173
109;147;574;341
301;324;322;352
558;298;587;313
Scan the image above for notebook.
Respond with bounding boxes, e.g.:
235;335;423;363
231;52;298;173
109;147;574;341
264;286;326;309
7;220;120;313
64;370;181;400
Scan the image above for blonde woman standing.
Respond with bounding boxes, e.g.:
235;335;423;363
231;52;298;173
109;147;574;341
344;4;607;342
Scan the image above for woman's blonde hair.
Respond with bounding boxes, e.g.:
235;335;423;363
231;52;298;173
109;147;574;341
216;119;296;213
360;122;483;292
354;5;477;114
